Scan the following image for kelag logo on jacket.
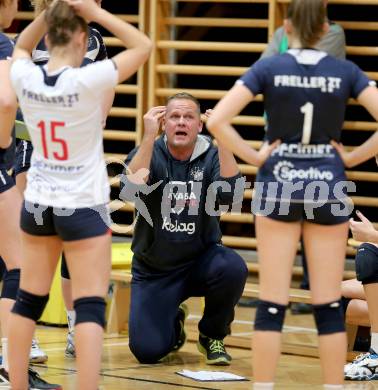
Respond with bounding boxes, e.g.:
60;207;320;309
162;180;199;235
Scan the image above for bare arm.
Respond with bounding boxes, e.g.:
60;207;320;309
12;10;47;61
126;106;166;184
350;210;378;244
0;60;17;148
101;89;115;127
203;109;239;178
207;83;279;166
332;86;378;167
68;0;152;84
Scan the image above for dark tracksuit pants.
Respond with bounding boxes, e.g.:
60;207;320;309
128;244;248;364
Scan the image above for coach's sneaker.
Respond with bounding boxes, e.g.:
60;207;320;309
65;331;76;359
30;339;48;364
172;303;189;352
28;367;62;389
344;349;378;380
197;334;231;365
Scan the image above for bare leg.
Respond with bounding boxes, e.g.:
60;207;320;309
61;277;74;311
363;284;378;334
253;216;301;382
342;279;365;300
63;233;111;390
303;221;349;385
0;187;22;370
15;171;27;195
8;234;62;390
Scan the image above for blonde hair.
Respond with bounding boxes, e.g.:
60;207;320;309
30;0;53;15
45;1;87;47
287;0;326;47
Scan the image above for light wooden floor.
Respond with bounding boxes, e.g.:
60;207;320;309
29;298;377;390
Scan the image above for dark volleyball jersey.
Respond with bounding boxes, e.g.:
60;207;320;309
32;26;107;66
0;32;16;169
239;49;371;144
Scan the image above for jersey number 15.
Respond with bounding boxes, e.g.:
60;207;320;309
38;120;68;161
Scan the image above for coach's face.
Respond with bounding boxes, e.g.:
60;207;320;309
163;99;203;154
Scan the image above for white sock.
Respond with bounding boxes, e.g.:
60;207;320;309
254;383;274;390
371;332;378;353
67;310;76;333
1;338;8;371
324;385;343;389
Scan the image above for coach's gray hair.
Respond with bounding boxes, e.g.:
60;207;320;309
166;93;201;114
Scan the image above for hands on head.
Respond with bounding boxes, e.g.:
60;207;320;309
60;0;102;22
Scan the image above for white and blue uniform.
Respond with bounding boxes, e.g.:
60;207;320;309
14;27;108;176
238;49;371;224
10;58;118;240
0;32;15;193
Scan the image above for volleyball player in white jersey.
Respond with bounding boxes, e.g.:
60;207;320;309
14;0;114;362
207;0;378;388
7;0;151;388
0;0;23;384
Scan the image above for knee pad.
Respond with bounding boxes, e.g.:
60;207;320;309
60;253;70;279
254;300;287;332
313;299;345;335
74;296;106;328
355;243;378;285
11;288;49;322
1;268;20;300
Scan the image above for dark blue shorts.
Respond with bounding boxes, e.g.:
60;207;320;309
21;201;111;241
0;168;15;194
253;144;352;225
14;140;33;176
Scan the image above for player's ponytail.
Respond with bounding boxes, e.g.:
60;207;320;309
45;1;87;47
287;0;326;48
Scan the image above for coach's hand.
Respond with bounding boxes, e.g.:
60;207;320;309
143;106;166;139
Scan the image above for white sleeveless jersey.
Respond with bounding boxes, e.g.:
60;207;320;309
10;58;118;208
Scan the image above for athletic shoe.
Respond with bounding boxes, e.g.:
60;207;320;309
197;334;231;365
28;367;62;389
0;367;10;387
0;367;61;389
172;303;189;352
344;349;378;380
65;331;76;358
30;339;48;364
344;350;373;374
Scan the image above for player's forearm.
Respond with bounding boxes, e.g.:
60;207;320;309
217;142;240;178
126;135;155;183
14;11;46;55
93;9;152;55
0;93;16;148
347;131;378;167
